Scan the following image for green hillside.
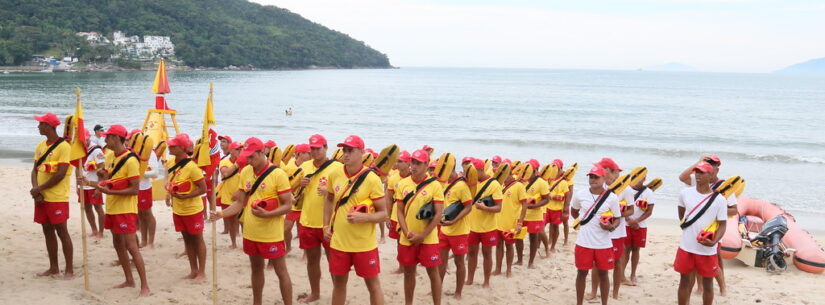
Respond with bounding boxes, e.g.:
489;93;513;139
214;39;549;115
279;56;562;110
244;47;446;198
0;0;391;68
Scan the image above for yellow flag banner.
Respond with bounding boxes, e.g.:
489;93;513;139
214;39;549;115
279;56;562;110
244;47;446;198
69;87;87;162
195;83;215;167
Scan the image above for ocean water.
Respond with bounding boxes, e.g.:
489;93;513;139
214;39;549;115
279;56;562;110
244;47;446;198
1;68;824;229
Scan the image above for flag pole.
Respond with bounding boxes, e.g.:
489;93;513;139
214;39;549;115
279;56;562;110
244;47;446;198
208;83;218;305
75;87;90;291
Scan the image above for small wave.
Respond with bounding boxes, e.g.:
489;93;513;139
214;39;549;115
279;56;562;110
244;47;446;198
456;138;825;165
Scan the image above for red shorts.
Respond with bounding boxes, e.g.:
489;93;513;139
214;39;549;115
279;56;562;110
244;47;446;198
329;247;381;278
498;230;517;245
243;239;286;259
612;237;626;260
524;220;544;234
286;210;301;222
34;201;69;225
104;213;138;234
174;212;205;235
204;175;214;194
673;248;719;278
438;232;469;255
545;209;563;225
138;188;153;210
469;230;499;247
298;226;329;250
388;220;400;240
398;243;441;267
81;189;103;205
625;227;647;248
575;245;615;270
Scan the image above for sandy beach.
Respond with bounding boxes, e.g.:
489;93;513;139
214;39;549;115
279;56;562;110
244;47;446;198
1;160;823;305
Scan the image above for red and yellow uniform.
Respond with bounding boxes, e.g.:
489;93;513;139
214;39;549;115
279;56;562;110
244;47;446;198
524;178;550;233
394;175;444;267
497;181;527;243
238;164;292;258
282;158;303;221
103;150;140;234
216;157;241;208
169;158;206;234
468;177;503;247
33;139;72;224
544;179;570;225
327;166;385;278
438;178;473;254
298;160;343;249
386;170;408;239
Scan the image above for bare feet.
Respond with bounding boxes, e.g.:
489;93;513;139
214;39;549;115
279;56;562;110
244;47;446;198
492;270;502;276
481;282;491;288
114;281;136;288
585;292;597;301
175;251;187;258
63;272;75;280
139;242;147;248
612;292;620;300
139;287;151;297
465;279;474;286
544;249;551;258
37;268;59;277
192;273;207;284
506;271;513;278
110;260;121;267
514;260;523;266
527;264;536;269
221;230;229;235
229;244;237;250
392;268;404;275
182;272;198;280
453;295;463;300
622;278;637;286
297;293;320;303
720;289;727;297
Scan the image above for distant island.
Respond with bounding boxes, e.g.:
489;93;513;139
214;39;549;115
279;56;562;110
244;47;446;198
641;62;697;72
0;0;391;70
774;57;825;75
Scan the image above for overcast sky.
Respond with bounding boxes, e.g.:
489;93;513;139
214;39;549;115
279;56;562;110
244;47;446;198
257;0;825;73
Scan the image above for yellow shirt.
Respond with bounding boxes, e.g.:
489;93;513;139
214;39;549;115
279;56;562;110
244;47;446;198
546;179;570;211
282;159;302;211
34;139;72;202
468;177;503;233
497;181;527;231
524;178;550;221
217;157;241;204
440;179;473;236
395;175;444;246
299;160;343;228
104;150;140;215
239;164;292;242
386;171;407;222
169;158;205;216
328;166;385;252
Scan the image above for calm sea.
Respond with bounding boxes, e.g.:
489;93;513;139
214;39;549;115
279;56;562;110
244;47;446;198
1;68;824;229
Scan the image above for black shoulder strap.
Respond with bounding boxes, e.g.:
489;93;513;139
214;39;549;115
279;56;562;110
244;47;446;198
35;138;65;167
579;191;610;226
110;152;137;178
525;176;539;191
305;160;335;179
680;192;722;229
402;177;438;205
289;167;304;180
223;167;239;180
634;186;648;201
336;169;375;207
248;166;278;196
443;177;464;195
86;145;102;156
472;178;496;202
168;158;192;173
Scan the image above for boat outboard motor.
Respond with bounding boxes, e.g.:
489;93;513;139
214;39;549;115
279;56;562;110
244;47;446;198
750;215;789;272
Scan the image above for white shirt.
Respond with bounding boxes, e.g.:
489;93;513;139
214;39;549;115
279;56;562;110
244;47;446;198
139;152;160;190
678;187;728;255
610;188;635;239
628;186;655;228
689;174;737;207
82;146;106;190
571;188;621;249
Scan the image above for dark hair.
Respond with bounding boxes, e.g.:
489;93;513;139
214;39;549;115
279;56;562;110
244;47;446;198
705;159;720;167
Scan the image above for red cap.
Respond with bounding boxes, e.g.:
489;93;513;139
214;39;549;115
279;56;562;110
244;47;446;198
553;159;564;170
693;162;714;173
264;140;276;148
527;159;540;172
428;161;438;168
34;113;61;127
491;155;502;163
228;142;242;150
167;133;193;148
705;155;722;167
587;166;606;177
240;137;265;158
398;151;411;162
597;157;622;171
337;135;365;149
462;157;474;164
308;134;327;148
422;145;433;151
102;124;128;138
471;158;484;170
295;144;310;153
411;149;429;163
502;158;512;166
218;135;233;143
128;129;142;138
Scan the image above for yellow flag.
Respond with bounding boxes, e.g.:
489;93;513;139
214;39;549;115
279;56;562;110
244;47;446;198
69;87;87;162
195;83;215;166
